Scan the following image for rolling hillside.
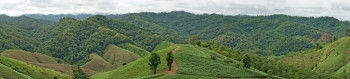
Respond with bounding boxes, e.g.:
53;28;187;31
81;53;113;75
92;44;267;79
0;55;72;79
103;44;140;68
110;11;350;55
91;45;177;79
280;37;350;74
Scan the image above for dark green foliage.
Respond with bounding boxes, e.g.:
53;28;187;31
148;53;161;74
346;29;350;36
110;12;350;55
189;34;199;45
210;54;217;60
243;55;251;69
73;65;89;79
166;52;174;70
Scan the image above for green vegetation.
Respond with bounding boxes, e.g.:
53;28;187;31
243;54;251;69
152;41;172;52
81;53;112;75
281;37;350;75
166;51;174;70
148;53;161;74
0;55;71;79
104;44;140;68
1;12;350;78
175;45;265;78
0;63;32;79
113;11;350;55
91;46;176;79
165;74;215;79
117;43;149;57
73;65;89;79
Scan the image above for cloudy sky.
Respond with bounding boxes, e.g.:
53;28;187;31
1;0;350;20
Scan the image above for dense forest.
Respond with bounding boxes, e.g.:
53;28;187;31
0;11;350;78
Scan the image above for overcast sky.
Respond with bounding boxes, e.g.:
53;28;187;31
1;0;350;20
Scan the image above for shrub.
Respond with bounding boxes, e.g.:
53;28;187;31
210;54;217;60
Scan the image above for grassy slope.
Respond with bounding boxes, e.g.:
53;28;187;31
152;41;172;52
0;63;32;79
117;43;149;57
173;44;266;78
81;53;113;75
1;49;57;64
0;55;71;79
103;44;141;68
280;37;350;74
1;49;74;75
91;45;177;79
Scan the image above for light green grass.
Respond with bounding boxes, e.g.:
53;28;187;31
0;63;32;79
91;45;177;79
1;49;57;64
164;74;216;79
82;53;113;75
152;41;172;52
104;44;140;68
280;37;350;74
312;37;350;73
117;43;150;57
175;44;266;78
0;55;72;79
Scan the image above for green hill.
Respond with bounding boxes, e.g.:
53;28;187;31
168;45;266;78
0;63;32;79
82;53;113;75
92;44;266;79
103;44;140;68
1;49;58;64
91;45;177;79
111;11;350;55
117;43;149;57
0;55;71;79
280;37;350;74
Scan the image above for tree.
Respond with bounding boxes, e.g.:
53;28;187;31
347;29;350;36
243;54;251;69
189;34;199;45
149;53;161;74
166;52;174;70
73;65;89;79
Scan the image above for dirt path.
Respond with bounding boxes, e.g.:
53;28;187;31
159;46;180;78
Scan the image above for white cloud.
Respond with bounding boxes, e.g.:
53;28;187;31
0;0;350;20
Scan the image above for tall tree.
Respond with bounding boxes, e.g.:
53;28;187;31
243;54;251;69
166;51;174;70
149;53;161;74
346;29;350;36
189;34;198;45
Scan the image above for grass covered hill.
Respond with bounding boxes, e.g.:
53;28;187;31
91;44;267;79
280;37;350;74
166;44;266;78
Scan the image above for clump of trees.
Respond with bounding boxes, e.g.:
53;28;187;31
166;52;174;71
73;65;89;79
149;53;161;74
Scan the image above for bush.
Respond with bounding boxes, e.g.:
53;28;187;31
210;54;217;60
